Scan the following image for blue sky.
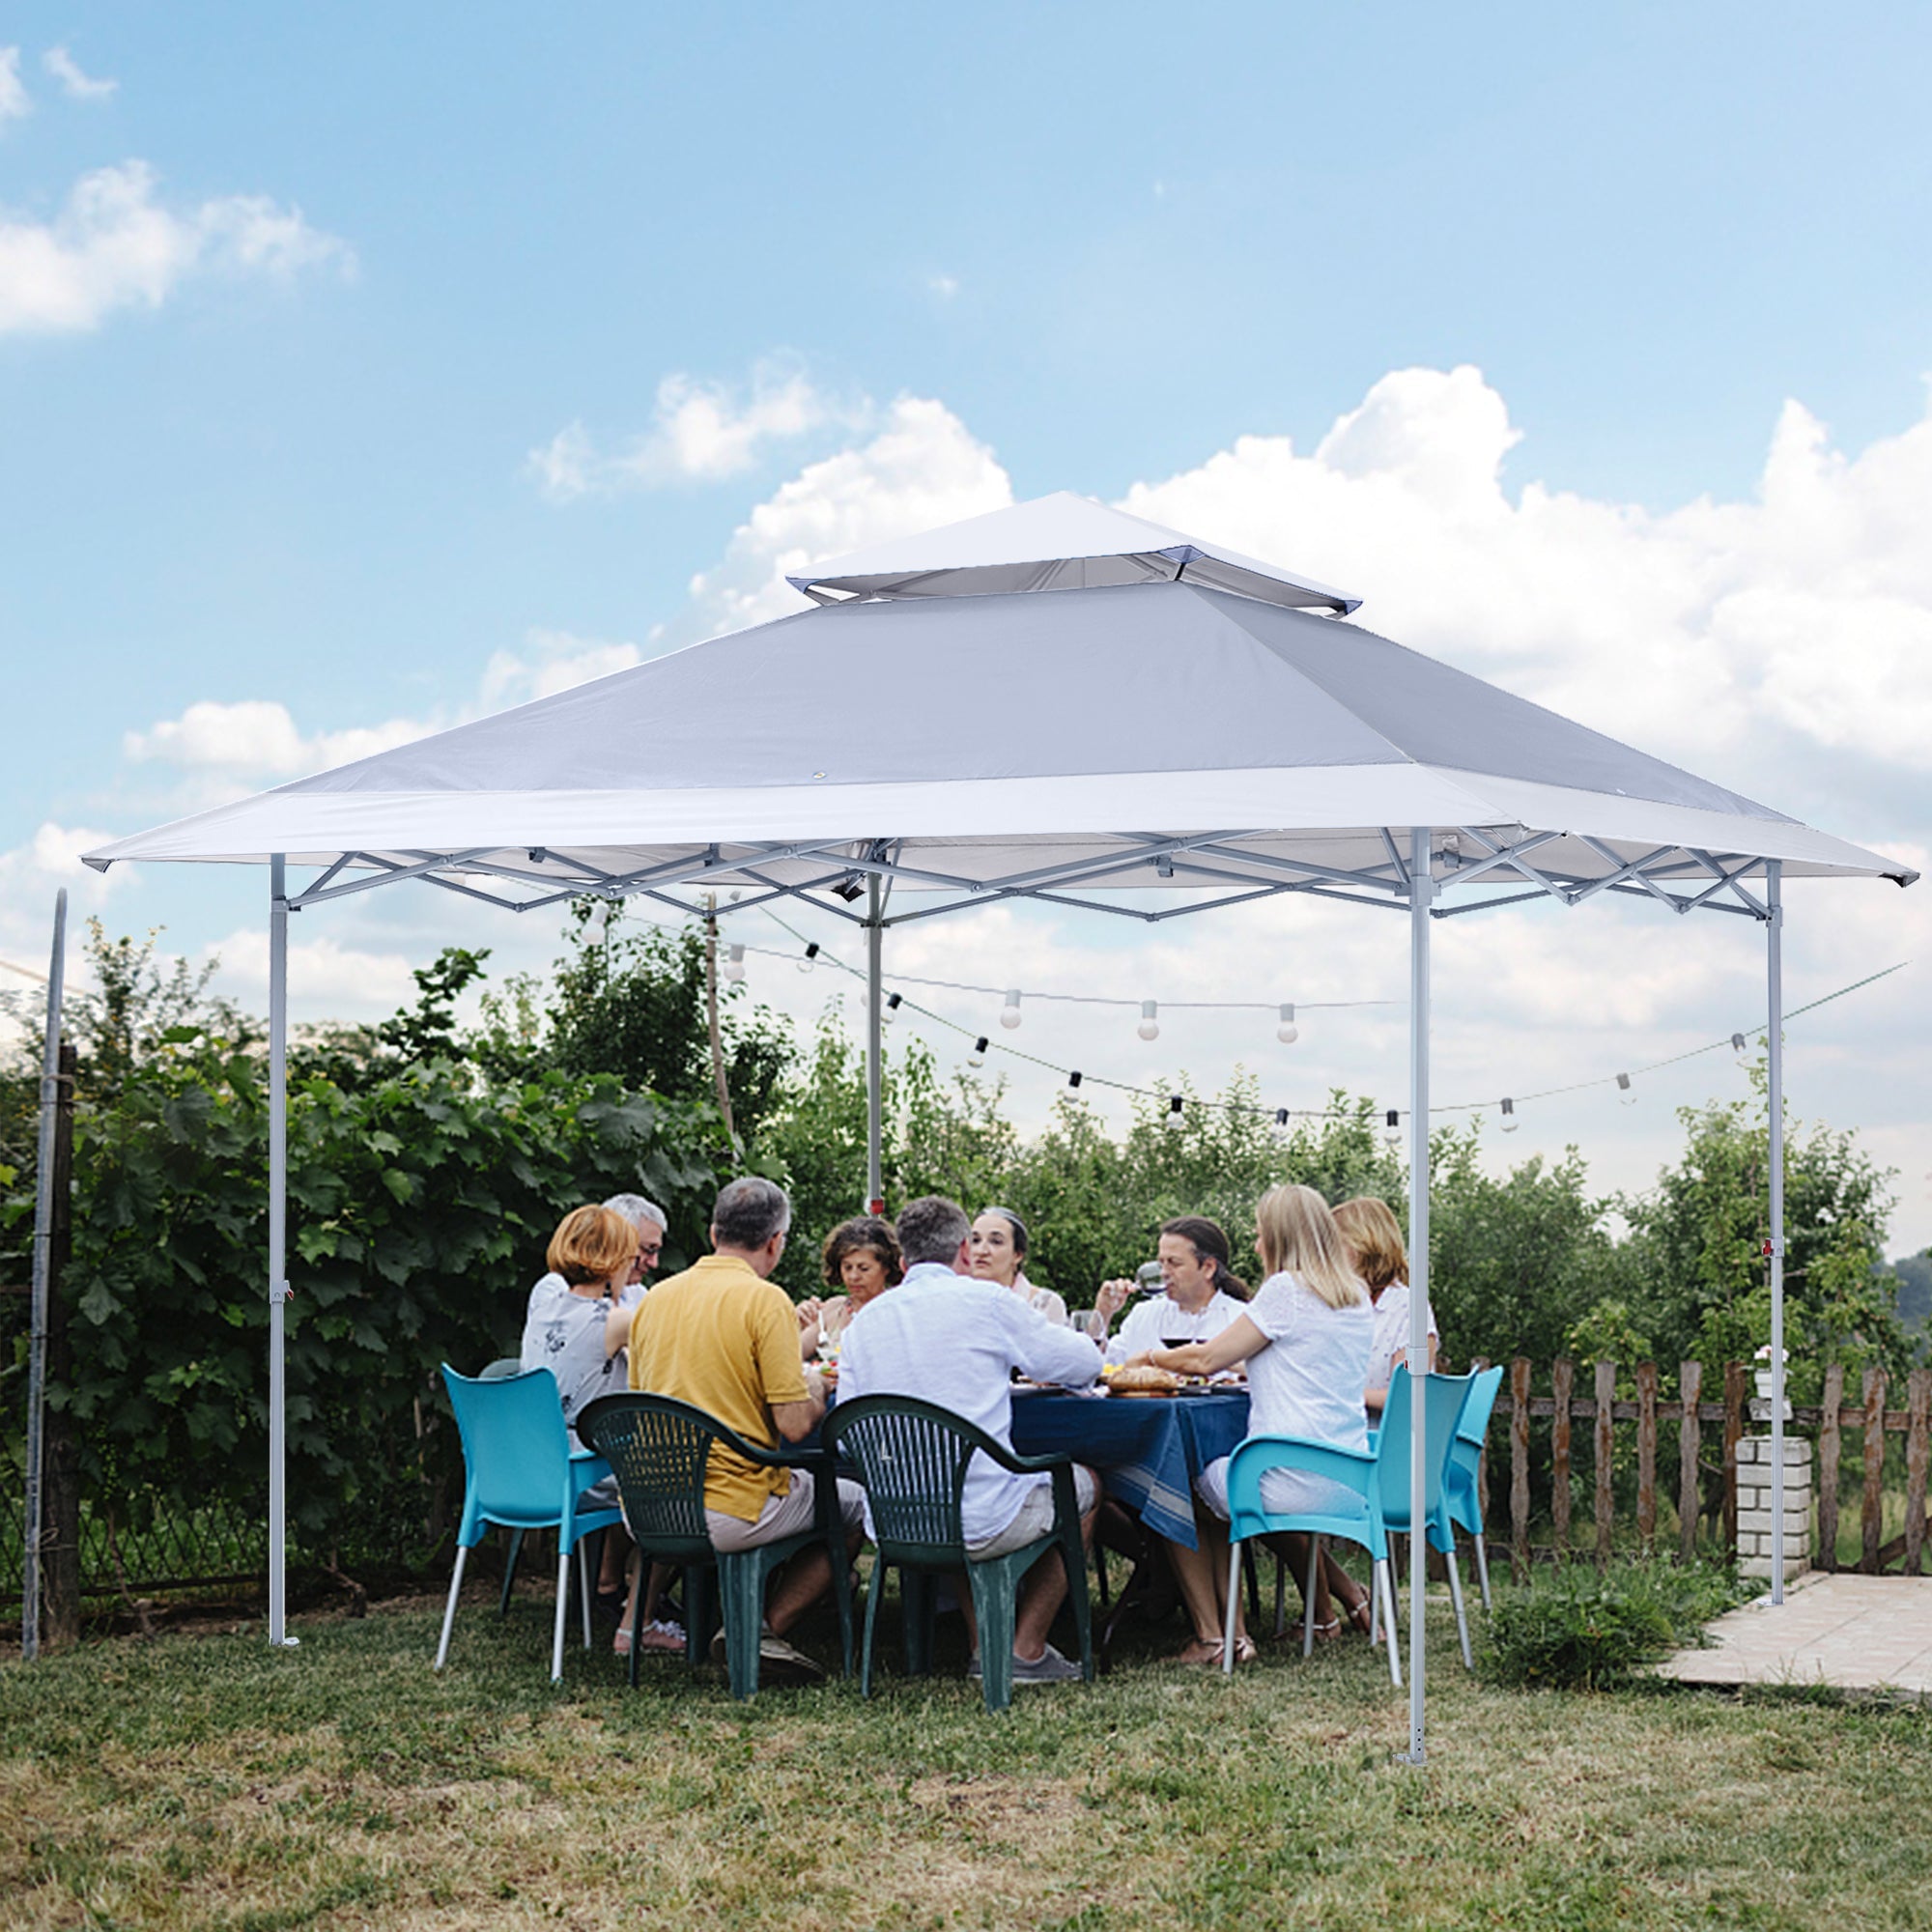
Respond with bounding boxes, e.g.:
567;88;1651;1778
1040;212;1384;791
6;4;1932;1249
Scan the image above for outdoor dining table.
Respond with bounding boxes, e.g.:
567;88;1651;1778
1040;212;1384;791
1007;1385;1250;1549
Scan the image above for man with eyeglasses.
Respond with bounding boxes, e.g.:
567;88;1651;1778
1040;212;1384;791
603;1193;669;1310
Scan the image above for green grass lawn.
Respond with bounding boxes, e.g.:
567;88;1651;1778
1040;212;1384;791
3;1576;1930;1931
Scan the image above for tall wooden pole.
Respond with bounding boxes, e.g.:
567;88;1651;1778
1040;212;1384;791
703;895;735;1142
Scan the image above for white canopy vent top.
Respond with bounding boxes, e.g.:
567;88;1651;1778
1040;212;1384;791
787;489;1362;615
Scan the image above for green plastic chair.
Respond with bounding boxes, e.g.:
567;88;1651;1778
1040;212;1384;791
575;1392;853;1700
823;1394;1094;1714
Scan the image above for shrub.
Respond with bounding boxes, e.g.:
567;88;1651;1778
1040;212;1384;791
1481;1557;1756;1690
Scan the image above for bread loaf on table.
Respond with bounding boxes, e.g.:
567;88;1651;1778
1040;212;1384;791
1108;1363;1182;1393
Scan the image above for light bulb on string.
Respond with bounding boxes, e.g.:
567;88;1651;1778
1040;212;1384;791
1616;1072;1635;1107
966;1036;988;1068
1273;1107;1291;1139
1000;990;1023;1030
1138;1000;1160;1041
797;942;820;975
1067;1070;1083;1090
1384;1108;1402;1148
1731;1032;1749;1065
883;992;903;1025
723;944;746;984
1167;1094;1184;1122
1500;1096;1519;1134
1276;1003;1299;1045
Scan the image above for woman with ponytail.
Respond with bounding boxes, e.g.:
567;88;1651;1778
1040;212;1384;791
1089;1216;1250;1361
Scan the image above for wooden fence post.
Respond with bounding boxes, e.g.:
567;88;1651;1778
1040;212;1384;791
1862;1367;1889;1576
1550;1358;1574;1558
1510;1358;1531;1577
1594;1359;1616;1568
1818;1364;1843;1573
1635;1362;1659;1555
1906;1369;1931;1578
1677;1360;1702;1564
1721;1362;1747;1561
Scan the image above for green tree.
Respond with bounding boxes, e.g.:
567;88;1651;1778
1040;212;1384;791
1619;1077;1904;1400
1426;1123;1629;1371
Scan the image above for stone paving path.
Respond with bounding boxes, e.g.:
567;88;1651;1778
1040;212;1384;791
1660;1573;1932;1694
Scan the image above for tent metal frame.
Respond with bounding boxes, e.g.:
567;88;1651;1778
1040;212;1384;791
260;820;1798;1765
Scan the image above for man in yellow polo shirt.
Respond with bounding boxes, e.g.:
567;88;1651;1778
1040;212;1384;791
628;1176;865;1681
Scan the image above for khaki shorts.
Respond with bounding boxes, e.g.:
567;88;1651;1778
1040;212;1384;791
966;1466;1099;1559
704;1470;867;1553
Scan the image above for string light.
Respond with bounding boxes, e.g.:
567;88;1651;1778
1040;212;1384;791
1168;1094;1184;1118
1138;1000;1160;1041
723;943;746;984
1500;1096;1519;1134
1068;1070;1083;1089
719;903;1902;1139
1731;1032;1749;1065
883;992;903;1025
1277;1003;1299;1045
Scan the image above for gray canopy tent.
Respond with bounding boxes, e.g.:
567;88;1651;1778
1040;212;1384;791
86;492;1915;1758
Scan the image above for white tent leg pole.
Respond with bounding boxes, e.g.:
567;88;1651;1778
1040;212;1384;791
22;887;69;1663
866;873;884;1213
1406;826;1434;1763
268;855;296;1648
1767;861;1786;1605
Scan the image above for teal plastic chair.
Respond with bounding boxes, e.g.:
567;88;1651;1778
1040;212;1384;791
823;1395;1093;1715
575;1392;854;1700
1441;1364;1506;1611
1220;1367;1475;1683
1364;1368;1481;1671
435;1364;623;1684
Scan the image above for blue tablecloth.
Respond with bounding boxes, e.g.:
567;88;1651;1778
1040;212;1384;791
1009;1389;1249;1549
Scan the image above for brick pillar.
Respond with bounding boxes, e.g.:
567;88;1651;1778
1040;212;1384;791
1734;1435;1812;1582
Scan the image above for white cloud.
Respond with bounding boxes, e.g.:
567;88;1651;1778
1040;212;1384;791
123;629;644;805
0;160;352;336
1122;364;1932;786
203;926;418;1015
528;362;856;501
0;822;128;999
0;46;28;124
685;395;1012;634
43;46;116;101
479;629;643;708
928;273;960;300
124;698;430;782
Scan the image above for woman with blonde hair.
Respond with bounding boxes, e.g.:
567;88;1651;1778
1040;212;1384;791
520;1203;683;1657
1332;1195;1438;1415
1144;1184;1375;1660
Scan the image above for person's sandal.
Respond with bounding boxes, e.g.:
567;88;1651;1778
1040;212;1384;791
1231;1634;1258;1665
1344;1591;1375;1638
613;1618;685;1658
1170;1635;1225;1665
1286;1615;1342;1645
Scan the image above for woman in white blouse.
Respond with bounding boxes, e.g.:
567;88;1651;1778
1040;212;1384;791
1090;1216;1249;1361
968;1207;1070;1325
1146;1185;1375;1662
1332;1195;1439;1413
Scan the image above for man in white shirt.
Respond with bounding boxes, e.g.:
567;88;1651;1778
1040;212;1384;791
1089;1215;1250;1363
838;1195;1102;1686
